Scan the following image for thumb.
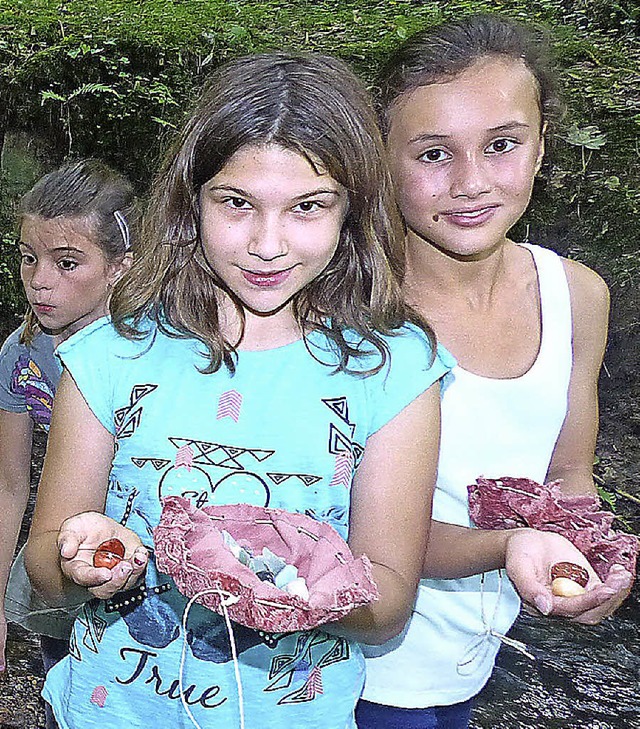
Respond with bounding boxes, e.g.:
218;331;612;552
507;553;553;615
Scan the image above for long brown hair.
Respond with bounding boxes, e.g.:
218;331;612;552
18;158;135;344
111;52;434;373
378;13;563;136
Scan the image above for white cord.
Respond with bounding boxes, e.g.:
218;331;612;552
457;571;535;674
179;588;245;729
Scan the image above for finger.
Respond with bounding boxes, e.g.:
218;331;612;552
121;551;149;591
550;582;619;618
61;558;113;588
57;530;85;560
602;565;633;592
509;566;554;615
89;560;134;600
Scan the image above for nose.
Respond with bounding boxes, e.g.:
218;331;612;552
25;261;55;291
449;153;492;199
247;213;288;262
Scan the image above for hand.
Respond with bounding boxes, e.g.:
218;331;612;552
58;512;149;601
505;528;633;625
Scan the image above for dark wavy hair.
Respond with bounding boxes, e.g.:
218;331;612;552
378;13;563;136
111;52;434;374
18;158;135;344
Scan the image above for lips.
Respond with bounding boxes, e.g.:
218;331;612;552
32;303;55;314
241;268;293;288
441;205;499;227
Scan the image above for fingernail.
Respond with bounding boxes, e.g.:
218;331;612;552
534;594;552;615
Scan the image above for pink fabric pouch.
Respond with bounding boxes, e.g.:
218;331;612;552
468;476;638;582
154;496;379;632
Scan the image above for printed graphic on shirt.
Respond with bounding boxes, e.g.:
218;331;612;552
72;383;360;713
114;383;158;443
10;354;55;427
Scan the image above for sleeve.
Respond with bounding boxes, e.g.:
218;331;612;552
0;328;27;413
365;324;456;437
56;317;119;435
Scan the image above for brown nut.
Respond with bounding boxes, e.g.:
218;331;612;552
550;561;589;587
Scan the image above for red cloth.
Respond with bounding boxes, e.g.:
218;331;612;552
154;496;379;632
467;476;638;582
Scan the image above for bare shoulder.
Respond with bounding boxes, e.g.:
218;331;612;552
561;257;609;356
561;257;610;315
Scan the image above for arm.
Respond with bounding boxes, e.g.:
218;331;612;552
545;259;609;495
0;409;33;672
333;383;440;645
25;370;147;606
544;258;632;618
422;261;630;622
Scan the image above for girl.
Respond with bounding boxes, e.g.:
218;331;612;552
359;14;633;729
25;53;451;728
0;159;134;727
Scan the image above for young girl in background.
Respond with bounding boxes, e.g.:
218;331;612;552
0;159;134;728
359;14;633;729
25;53;451;728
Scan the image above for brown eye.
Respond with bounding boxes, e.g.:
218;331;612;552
229;197;248;208
295;201;321;213
421;148;448;163
486;138;517;155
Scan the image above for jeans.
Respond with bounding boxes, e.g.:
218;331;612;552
355;698;473;729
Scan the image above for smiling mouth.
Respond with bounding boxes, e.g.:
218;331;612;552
241;268;294;287
441;206;499;226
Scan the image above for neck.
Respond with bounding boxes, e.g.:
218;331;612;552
403;232;513;309
219;298;303;352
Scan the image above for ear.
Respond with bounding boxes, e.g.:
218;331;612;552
107;251;133;286
534;121;548;175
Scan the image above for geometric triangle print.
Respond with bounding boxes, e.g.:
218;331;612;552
267;473;292;485
327;423;353;455
322;396;350;424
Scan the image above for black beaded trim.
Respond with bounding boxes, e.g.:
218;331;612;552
105;582;171;613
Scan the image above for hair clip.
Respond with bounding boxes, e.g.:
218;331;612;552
113;210;131;250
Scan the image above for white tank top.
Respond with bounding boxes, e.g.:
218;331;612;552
363;244;573;707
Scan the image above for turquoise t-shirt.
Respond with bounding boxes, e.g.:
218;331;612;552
44;317;452;729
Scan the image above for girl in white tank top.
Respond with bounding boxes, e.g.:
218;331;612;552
359;14;633;729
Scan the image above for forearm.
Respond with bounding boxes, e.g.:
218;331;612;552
423;520;516;579
25;530;90;607
327;562;418;645
546;465;598;497
0;483;31;609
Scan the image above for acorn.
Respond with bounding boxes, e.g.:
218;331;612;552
93;538;126;569
550;561;589;597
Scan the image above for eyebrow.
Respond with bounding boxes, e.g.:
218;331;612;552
207;185;342;202
408;122;532;145
18;241;87;255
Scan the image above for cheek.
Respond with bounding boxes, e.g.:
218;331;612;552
498;155;540;198
394;168;443;223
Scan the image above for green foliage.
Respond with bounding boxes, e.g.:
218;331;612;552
0;0;638;323
0;171;25;336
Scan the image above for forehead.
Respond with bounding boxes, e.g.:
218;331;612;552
20;214;98;250
388;56;542;139
209;144;338;189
